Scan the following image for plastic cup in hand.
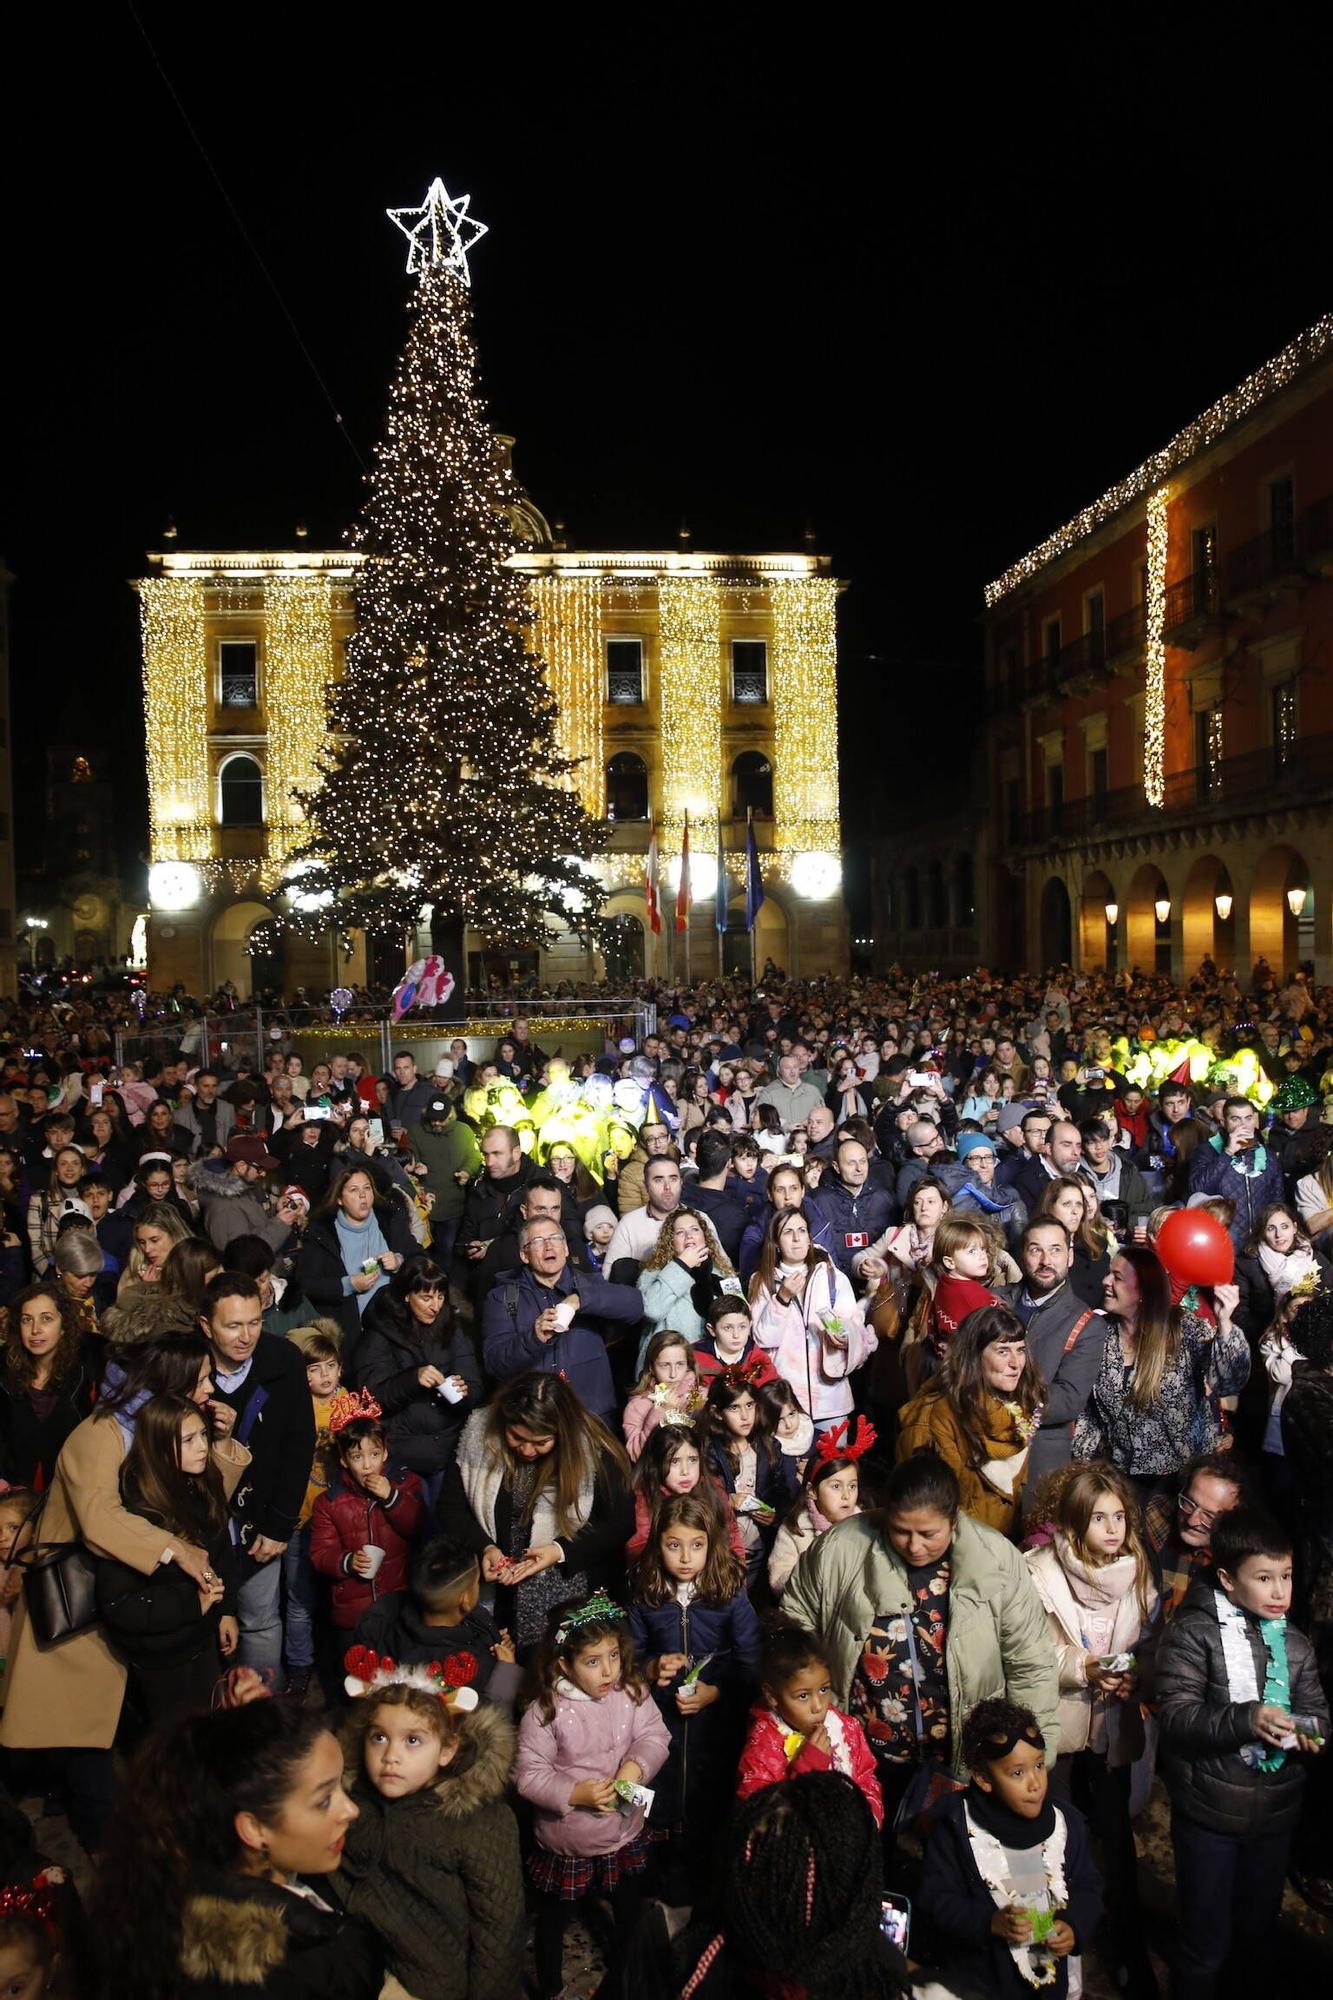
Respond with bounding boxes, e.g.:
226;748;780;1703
360;1545;386;1577
550;1300;577;1331
437;1377;467;1404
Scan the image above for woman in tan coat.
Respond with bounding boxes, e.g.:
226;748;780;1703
895;1303;1045;1537
0;1332;249;1847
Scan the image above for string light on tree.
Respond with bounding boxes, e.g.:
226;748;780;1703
286;178;606;950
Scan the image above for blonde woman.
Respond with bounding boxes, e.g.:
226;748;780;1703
117;1202;193;1297
635;1207;733;1367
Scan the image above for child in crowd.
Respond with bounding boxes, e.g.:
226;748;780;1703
514;1592;671;2000
1023;1462;1159;1996
760;1376;816;1481
0;1488;35;1679
704;1365;796;1583
582;1203;618;1275
333;1654;526;2000
692;1292;776;1385
628;1494;761;1881
354;1537;521;1712
310;1391;427;1633
729;1135;768;1223
927;1215;1005;1364
919;1696;1102;1999
736;1624;882;1826
622;1331;705;1460
626;1420;745;1565
1156;1507;1329;1999
282;1321;343;1697
767;1417;873;1595
0;1867;76;1999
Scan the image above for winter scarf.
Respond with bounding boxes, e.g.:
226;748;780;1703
964;1789;1069;1988
335;1209;389;1315
1215;1589;1291;1772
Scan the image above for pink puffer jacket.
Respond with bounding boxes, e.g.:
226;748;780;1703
514;1678;671;1855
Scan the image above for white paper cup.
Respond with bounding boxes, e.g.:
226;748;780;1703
438;1377;467;1404
361;1545;386;1577
551;1300;577;1331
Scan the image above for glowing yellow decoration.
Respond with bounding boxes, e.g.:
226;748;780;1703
140;576;211;861
658;574;721;854
532;574;604;816
263;574;335;885
985;314;1333;605
771;577;840;866
1144;489;1168;807
1110;1035;1273;1108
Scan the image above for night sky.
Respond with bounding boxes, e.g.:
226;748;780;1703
6;15;1329;930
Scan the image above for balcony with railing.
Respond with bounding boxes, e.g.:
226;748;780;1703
1007;731;1333;850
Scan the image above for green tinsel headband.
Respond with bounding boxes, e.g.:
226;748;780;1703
555;1591;626;1649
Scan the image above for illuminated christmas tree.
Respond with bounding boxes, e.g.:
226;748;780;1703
289;178;604;947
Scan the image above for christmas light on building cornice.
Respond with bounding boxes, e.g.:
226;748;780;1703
387;177;487;283
139;575;212;862
1143;489;1168;808
984;313;1333;607
658;573;721;856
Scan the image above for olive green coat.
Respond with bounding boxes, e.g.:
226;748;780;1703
780;1511;1060;1776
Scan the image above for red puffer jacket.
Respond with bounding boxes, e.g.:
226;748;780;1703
735;1700;884;1827
309;1468;427;1628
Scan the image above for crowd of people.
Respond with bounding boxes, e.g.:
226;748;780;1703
0;957;1330;1998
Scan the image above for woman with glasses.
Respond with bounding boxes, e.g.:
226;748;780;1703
357;1254;481;1503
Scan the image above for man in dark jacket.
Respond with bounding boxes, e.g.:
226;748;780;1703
406;1093;481;1269
455;1126;535;1305
385;1048;438;1138
1078;1118;1150;1217
689;1129;748;1264
479;1219;640;1419
1187;1097;1285;1249
810;1135;896;1282
1001;1219;1109;1500
201;1272;315;1675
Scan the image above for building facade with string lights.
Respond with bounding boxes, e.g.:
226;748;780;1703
135;519;848;993
980;314;1333;984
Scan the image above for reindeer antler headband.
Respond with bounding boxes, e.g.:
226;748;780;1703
814;1414;878;1466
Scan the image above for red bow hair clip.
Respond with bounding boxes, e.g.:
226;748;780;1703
328;1387;382;1435
814;1415;877;1465
0;1867;65;1940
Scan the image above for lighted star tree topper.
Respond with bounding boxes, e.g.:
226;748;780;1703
285;178;606;949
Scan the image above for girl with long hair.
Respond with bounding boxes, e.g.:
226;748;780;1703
749;1207;874;1432
626;1418;745;1565
515;1593;670;2000
1072;1242;1250;1494
118;1201;193;1296
0;1282;99;1488
898;1303;1046;1533
436;1371;634;1655
95;1393;239;1720
629;1493;761;1884
703;1367;796;1581
90;1700;377;2000
25;1147;89;1276
768;1417;874;1594
622;1329;705;1460
159;1236;223;1313
295;1165;414;1371
1024;1460;1160;1998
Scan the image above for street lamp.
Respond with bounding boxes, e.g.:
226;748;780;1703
1154;896;1172;925
1104;902;1118;926
1287;886;1308;918
1214;892;1233;921
24;917;48;973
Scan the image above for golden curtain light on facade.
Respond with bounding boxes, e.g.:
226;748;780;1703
1144;489;1168;808
140;575;211;861
532;574;605;817
658;573;722;853
771;576;841;862
262;574;336;886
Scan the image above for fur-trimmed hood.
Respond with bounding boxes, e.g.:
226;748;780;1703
100;1283;199;1346
179;1870;382;1995
344;1700;515;1821
182;1890;288;1984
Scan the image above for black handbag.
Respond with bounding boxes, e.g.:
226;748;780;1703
3;1493;100;1645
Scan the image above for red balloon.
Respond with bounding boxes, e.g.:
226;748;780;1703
1155;1208;1234;1288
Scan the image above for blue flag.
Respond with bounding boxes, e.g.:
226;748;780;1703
745;808;765;930
715;812;728;933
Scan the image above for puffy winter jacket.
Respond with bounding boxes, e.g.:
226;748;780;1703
514;1679;670;1857
1155;1571;1328;1836
735;1700;883;1826
356;1298;482;1475
309;1466;427;1628
480;1264;637;1419
627;1588;762;1826
749;1261;874;1424
809;1173;896;1279
738;1197;835;1288
1187;1137;1286;1249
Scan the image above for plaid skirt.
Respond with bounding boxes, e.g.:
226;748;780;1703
526;1826;653;1901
